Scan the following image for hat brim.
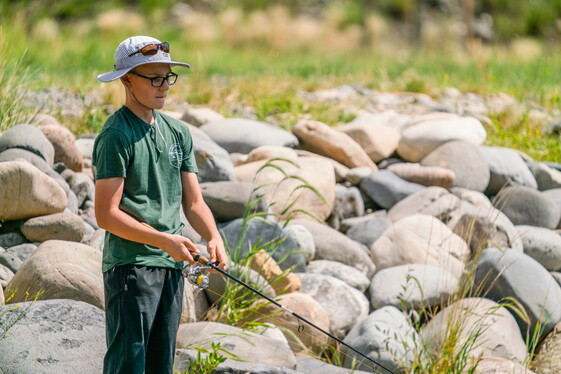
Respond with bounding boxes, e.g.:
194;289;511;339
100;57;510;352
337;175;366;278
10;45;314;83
97;61;191;82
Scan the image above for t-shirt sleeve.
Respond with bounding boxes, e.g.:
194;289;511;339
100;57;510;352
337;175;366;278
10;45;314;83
180;126;198;173
92;128;131;180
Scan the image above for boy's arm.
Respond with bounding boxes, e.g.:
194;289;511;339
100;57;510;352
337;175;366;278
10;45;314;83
95;176;199;263
180;171;227;270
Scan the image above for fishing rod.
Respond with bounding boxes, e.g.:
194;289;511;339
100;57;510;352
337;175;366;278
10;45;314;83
184;254;397;374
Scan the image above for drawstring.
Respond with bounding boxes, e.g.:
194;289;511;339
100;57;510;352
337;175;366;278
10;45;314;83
153;110;168;153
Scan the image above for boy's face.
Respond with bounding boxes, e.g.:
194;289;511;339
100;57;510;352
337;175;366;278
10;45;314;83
127;63;172;110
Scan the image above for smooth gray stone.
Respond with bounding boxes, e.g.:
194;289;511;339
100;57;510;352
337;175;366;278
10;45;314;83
516;225;561;271
296;356;372;374
0;243;37;273
0;299;105;373
341;214;392;250
472;247;561;340
359;170;425;209
290;218;376;278
174;350;302;374
75;136;96;159
342;306;415;374
190;125;236;183
327;184;365;229
200;118;299;154
306;260;370;293
298;273;369;339
218;218;306;272
495;186;561;229
200;181;269;223
421;140;490;192
481;146;537;195
0;123;55;165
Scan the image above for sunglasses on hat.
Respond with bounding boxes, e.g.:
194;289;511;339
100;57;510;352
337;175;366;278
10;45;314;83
128;42;170;57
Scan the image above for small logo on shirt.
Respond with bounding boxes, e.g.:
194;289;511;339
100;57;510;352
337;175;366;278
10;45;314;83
169;143;183;168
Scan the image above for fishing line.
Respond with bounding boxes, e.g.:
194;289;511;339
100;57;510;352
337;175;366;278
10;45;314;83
186;254;398;374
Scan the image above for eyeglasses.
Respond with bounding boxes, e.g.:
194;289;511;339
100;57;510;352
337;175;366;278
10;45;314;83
128;42;170;57
129;71;178;87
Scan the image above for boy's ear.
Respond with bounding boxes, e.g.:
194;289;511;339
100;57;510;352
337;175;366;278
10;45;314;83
121;74;132;86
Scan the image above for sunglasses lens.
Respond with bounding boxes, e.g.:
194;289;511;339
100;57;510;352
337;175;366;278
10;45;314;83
160;42;170;53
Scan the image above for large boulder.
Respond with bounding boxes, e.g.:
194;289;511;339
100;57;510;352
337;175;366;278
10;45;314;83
306;260;370;293
200;118;298;154
6;240;103;309
298;273;369;339
0;299;105;373
292;119;378;171
472;247;561;340
516;225;561;271
421;298;527;363
388;186;461;223
397;116;486;162
0;123;55;165
235;156;335;221
200;181;269;222
0;161;67;221
187;124;236;183
371;214;469;278
175;321;296;368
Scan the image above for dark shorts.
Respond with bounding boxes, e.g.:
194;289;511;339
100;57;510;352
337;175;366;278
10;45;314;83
103;264;184;374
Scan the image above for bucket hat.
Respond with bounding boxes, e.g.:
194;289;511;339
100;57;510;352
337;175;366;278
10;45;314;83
97;35;190;82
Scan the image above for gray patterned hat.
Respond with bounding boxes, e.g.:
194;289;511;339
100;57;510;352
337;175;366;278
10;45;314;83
97;35;190;82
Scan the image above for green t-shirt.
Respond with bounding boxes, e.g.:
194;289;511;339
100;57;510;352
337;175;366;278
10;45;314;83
92;106;198;272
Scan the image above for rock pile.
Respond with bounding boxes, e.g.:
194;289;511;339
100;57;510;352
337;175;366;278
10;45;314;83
1;86;561;373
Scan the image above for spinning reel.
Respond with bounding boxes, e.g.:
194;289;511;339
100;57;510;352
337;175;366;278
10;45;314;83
182;263;210;289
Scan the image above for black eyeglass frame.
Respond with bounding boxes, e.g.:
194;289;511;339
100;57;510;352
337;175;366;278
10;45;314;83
128;71;178;87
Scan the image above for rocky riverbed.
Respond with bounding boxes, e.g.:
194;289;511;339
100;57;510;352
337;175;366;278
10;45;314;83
1;85;561;373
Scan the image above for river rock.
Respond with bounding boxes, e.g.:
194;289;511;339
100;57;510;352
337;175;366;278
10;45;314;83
0;299;105;373
20;211;85;242
421;298;527;362
328;184;365;229
337;122;401;163
0;243;37;273
249;249;301;294
371;214;469;278
360;170;425;209
0;123;55;165
182;106;224;127
176;321;296;368
515;225;561;271
421;140;490;192
494;186;561;229
200;181;269;222
481;146;537;195
75;135;96;159
370;264;458;310
292;119;378;170
473;356;536;374
342;213;392;249
342;306;416;373
472;247;561;340
218;218;306;272
39;123;83;172
397;116;486;162
245;145;299;164
200;118;298;153
298;273;369;339
388;186;461;223
296;356;372;374
235;156;335;221
0;264;14;289
247;292;330;355
283;224;315;262
387;162;456;189
306;260;370;292
0;231;27;249
531;162;561;191
533;322;561;373
188;124;236;182
6;240;103;309
0;161;67;221
67;172;95;208
289;218;376;278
